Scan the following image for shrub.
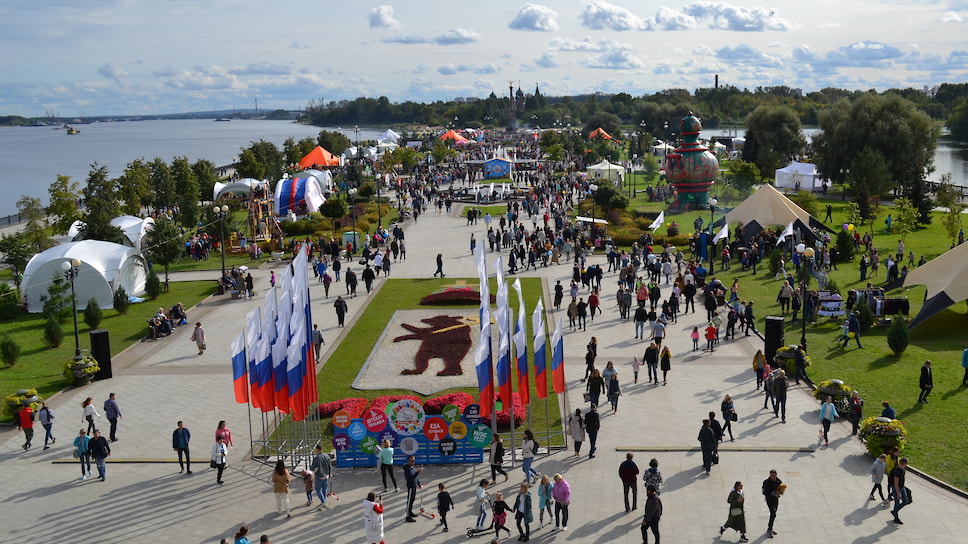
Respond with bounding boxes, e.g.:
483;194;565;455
495;391;527;427
63;354;100;386
424;392;475;415
666;223;680;237
83;297;102;330
825;278;840;295
317;397;370;418
0;336;21;367
768;248;783;275
113;285;130;315
40;273;72;324
0;283;20;321
887;314;909;356
858;416;907;458
43;316;64;348
608;194;629;211
2;389;40;420
369;395;421;415
856;297;874;332
836;229;855;261
145;267;162;300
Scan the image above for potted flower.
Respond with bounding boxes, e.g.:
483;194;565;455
858;416;908;457
814;379;852;415
3;389;41;420
64;355;100;386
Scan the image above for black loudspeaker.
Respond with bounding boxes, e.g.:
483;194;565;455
764;316;785;365
90;329;112;380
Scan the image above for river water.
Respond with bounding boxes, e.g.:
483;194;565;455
1;120;966;216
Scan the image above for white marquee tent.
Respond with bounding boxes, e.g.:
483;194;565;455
587;160;624;182
775;162;818;191
22;241;147;313
213;178;268;201
67;216;155;251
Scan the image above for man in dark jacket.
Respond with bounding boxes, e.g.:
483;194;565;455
762;469;783;538
773;370;788;423
683;283;697;313
345;269;358;297
89;429;111;481
698;419;717;474
333;296;348;327
585;405;601;459
844;311;863;348
744;301;756;335
172;421;191;474
619;452;640;511
705;291;718;321
641;485;662;544
362;265;376;294
404;455;423;522
918;360;933;404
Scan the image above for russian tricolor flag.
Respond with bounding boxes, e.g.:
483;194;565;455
551;317;566;394
514;308;529;406
286;337;306;421
496;309;512;408
272;335;290;414
254;337;275;412
475;321;494;418
532;299;547;400
231;331;248;404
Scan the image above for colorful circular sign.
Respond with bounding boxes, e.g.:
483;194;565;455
467;423;492;449
363;408;388;433
333;410;351;429
348;421;367;441
377;429;399;447
388;399;426;436
441;404;462;423
449;421;468;440
399;436;419;455
360;435;379;454
438;437;457;456
463;404;482;425
332;433;351;451
423;417;449;442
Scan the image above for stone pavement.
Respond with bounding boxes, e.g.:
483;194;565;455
3;195;968;544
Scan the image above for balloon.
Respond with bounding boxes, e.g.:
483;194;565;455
848;224;854;231
796;243;806;254
804;247;815;258
843;224;848;231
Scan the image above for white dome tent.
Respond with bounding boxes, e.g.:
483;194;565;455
66;216;155;251
21;241;147;313
213;178;268;201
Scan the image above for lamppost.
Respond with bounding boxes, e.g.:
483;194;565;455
589;183;598;239
348;188;358;255
213;204;229;274
708;197;718;273
796;243;815;352
631;153;638;199
60;258;82;359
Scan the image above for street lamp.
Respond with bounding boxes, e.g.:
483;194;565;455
354;126;361;167
60;258;82;359
796;244;815;353
631;153;638;199
708;198;718;273
213;204;229;274
589;183;599;240
348;188;358;255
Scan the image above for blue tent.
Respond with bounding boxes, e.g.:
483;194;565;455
274;176;325;216
483;158;512;179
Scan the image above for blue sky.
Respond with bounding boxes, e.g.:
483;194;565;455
2;0;967;116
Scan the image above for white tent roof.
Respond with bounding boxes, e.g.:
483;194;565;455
292;169;334;194
775;161;818;190
380;129;400;142
377;139;399;150
21;241;147;313
68;216;155;250
274;176;326;216
587;160;623;172
905;240;968;304
213;178;267;201
724;183;811;228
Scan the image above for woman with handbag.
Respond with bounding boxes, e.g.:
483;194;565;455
566;409;585;456
607;373;622;413
73;429;92;480
721;395;736;442
719;481;748;542
191;322;206;356
211;435;227;485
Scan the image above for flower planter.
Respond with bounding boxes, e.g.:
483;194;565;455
819;386;850;397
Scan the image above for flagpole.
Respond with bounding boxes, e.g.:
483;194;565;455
507;307;516;469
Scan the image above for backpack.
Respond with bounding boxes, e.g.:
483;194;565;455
531;440;539;455
495;442;505;462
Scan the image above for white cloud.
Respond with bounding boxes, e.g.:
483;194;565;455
155;66;244;91
383;34;430;44
692;44;715;56
535;52;559;68
368;5;399;29
579;1;646;31
509;4;559;32
228;63;291;76
435;28;482;45
942;11;963;22
289;42;309;49
643;6;697;31
550;37;634;52
97;63;128;84
715;44;783;67
818;21;840;29
681;1;795;31
586;50;644;70
438;62;500;75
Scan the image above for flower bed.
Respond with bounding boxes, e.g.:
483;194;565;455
424;392;475;415
858;416;908;457
317;397;370;418
63;355;100;386
368;395;422;414
3;389;41;420
496;392;527;426
813;379;852;416
420;284;497;305
774;346;811;376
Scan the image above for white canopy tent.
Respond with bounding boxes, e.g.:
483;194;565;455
22;241;147;312
213;178;267;201
587;160;624;182
292;169;334;195
775;162;818;191
380;129;401;142
67;216;155;251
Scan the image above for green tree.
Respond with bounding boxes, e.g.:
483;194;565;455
317;130;351;156
246;140;285;184
835;229;855;261
430;142;457;165
113;285;130;314
46;174;82;235
847;147;893;199
0;335;20;367
592;183;620;207
40;273;72;323
790;191;819;217
43;315;64;348
947;97;968;140
725;160;760;192
192;159;219;206
83;297;102;329
16;195;54;252
283;136;301;166
0;232;32;291
319;197;348;222
78;164;124;243
385;146;418;172
172;156;200;228
149;158;175;211
144;216;184;285
743;105;806;178
117;159;152;216
144;266;162;299
891;196;918;242
887;314;909;356
582;111;622;139
236;149;265;181
844;202;862;227
936;176;965;243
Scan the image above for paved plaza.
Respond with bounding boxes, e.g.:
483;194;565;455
3;195;968;544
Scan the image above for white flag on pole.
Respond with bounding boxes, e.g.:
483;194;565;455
649;210;665;232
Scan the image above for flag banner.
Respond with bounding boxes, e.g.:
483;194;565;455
497;308;513;407
713;224;729;244
271;334;290;414
551;317;566;394
474;322;494;418
777;220;795;244
286;340;306;421
649;210;665;232
263;287;278;335
494;256;504;293
246;307;262;346
514;308;529;406
231;330;248;404
256;337;274;412
532;299;547;399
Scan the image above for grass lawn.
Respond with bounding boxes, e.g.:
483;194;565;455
160;253;255;273
0;281;215;411
308;277;563;448
461;205;510;218
0;269;12;281
646;194;968;490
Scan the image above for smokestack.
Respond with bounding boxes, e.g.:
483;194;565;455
715;75;719;89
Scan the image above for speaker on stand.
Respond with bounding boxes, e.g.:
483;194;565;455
90;329;112;381
764;316;785;366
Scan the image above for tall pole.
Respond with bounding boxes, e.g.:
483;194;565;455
214;205;229;273
708;198;717;274
61;258;81;358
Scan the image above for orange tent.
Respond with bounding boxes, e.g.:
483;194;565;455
588;127;612;140
298;146;340;169
440;129;469;142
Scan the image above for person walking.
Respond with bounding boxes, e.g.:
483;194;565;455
234;526;251;544
641;485;662;544
551;474;571;531
363;492;385;543
403;455;423;522
918;360;933;404
890;458;911;524
211;435;227;485
849;391;864;435
819;395;838;446
16;404;34;452
490;434;509;482
634;304;648;339
521;429;540;483
73;429;92;480
719;481;749;542
475;479;491;530
333;296;348;327
869;454;888;503
762;470;783;538
962;348;968;386
81;397;99;435
89;429;111;481
377;438;397;491
38;401;55;450
698;419;717;474
643;458;663;495
586;369;605;407
536;475;554;529
643;342;659;385
567;409;585;456
312;324;325;362
191;322;206;355
512;483;533;541
773;370;788;423
607;373;622;413
172;420;192;474
103;393;122;442
271;459;292;518
433;253;445;277
585;404;600;459
437;483;454;532
744;301;756;336
659;346;672;385
619;452;640;512
843;311;863;348
311;443;334;508
721;394;736;442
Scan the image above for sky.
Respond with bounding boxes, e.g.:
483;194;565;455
2;0;967;117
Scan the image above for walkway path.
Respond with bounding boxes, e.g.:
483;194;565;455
2;195;967;544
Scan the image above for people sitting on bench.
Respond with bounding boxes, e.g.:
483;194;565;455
169;302;188;325
154;307;174;334
221;270;237;290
